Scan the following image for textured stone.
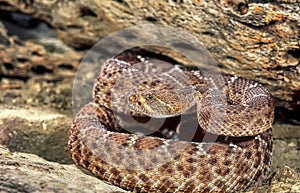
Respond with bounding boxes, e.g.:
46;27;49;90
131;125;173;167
0;145;127;193
0;0;299;109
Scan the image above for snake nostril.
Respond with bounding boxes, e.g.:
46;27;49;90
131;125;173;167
150;81;157;86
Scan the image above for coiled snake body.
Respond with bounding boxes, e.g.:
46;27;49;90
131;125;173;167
69;55;274;193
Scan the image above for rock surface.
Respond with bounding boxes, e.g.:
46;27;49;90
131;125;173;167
0;105;72;164
0;145;126;193
269;166;300;193
0;0;299;110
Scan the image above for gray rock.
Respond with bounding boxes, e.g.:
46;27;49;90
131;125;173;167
0;145;127;193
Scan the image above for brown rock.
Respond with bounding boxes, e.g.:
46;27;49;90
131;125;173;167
0;0;299;109
0;145;127;193
0;105;72;163
269;165;300;193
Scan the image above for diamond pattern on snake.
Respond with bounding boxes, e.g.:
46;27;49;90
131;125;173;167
69;54;274;193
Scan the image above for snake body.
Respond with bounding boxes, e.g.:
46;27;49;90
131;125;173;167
68;55;274;193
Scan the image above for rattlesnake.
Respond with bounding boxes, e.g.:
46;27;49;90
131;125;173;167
68;54;274;193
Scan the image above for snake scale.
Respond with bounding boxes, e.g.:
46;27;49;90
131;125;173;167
68;54;274;193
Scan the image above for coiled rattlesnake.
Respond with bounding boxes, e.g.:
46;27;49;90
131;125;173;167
69;54;274;193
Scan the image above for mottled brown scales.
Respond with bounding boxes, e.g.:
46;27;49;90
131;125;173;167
184;181;196;192
209;157;218;165
68;56;274;193
245;151;252;159
135;137;164;149
183;171;191;178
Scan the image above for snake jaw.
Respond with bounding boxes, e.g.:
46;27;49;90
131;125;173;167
127;93;152;116
126;90;185;118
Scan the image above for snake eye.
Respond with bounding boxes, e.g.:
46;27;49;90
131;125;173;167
145;94;153;100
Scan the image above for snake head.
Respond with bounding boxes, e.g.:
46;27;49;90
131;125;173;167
126;88;196;118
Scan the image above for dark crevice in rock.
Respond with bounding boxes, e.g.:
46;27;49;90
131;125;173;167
31;65;53;75
288;48;300;59
79;6;98;18
0;10;55;40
